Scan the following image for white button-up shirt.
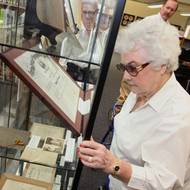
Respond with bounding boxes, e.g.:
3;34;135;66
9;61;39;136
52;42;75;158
143;13;166;23
110;74;190;190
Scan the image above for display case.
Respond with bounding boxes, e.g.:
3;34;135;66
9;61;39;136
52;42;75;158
0;0;126;189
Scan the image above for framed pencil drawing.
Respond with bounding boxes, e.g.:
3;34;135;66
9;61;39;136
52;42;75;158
0;48;92;136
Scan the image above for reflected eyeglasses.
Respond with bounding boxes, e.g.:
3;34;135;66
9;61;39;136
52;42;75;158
82;10;97;18
116;62;150;77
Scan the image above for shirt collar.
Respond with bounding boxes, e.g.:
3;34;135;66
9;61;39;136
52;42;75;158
158;12;170;23
148;73;176;112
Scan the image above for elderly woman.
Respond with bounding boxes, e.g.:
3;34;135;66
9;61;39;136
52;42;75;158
78;18;190;189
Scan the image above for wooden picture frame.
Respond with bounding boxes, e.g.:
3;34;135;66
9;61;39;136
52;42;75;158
0;48;92;136
0;173;52;190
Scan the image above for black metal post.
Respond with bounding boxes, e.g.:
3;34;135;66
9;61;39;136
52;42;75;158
71;1;126;189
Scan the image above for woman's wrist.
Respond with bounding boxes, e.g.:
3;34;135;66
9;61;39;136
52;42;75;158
103;153;121;176
104;156;132;183
110;159;121;177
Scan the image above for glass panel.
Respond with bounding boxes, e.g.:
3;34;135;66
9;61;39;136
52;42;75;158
0;0;124;189
0;0;117;60
0;0;118;90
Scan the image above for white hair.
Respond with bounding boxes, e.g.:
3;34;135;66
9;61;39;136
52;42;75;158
82;0;98;6
115;19;181;72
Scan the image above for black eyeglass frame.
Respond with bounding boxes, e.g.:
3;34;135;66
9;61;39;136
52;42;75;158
116;62;150;77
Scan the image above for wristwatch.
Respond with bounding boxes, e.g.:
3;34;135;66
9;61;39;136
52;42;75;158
112;160;120;176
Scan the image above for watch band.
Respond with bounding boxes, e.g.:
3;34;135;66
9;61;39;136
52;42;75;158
112;159;120;176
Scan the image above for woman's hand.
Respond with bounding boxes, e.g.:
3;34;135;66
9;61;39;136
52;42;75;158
77;139;118;174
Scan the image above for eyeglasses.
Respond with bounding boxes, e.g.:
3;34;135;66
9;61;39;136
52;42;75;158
116;62;150;77
82;10;97;18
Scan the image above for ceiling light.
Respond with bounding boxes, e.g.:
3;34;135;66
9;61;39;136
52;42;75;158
147;4;162;9
180;13;190;17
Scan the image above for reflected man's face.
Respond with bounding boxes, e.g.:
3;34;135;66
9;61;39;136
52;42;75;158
100;13;111;31
82;3;97;32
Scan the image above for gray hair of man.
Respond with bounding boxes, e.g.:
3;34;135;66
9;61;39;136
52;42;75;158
115;19;181;72
82;0;98;6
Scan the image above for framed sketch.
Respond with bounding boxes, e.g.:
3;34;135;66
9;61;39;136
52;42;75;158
0;49;92;136
0;173;52;190
42;136;65;154
121;13;135;27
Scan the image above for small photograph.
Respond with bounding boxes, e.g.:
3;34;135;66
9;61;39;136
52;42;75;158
43;136;64;154
121;13;135;27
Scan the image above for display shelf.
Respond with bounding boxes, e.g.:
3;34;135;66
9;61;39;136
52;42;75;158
0;123;80;175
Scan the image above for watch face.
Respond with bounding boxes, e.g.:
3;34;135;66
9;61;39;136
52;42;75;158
115;165;120;172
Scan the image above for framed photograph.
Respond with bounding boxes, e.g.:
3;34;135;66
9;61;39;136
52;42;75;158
42;136;65;154
0;173;52;190
121;13;135;27
0;49;92;136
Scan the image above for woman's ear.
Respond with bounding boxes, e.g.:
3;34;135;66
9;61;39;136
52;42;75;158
160;64;167;75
